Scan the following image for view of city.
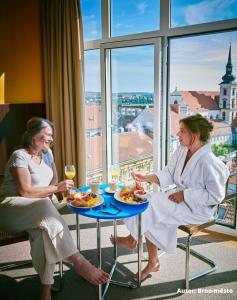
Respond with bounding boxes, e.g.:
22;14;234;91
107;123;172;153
84;41;237;227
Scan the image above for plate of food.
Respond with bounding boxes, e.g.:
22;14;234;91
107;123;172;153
114;186;149;205
68;191;104;209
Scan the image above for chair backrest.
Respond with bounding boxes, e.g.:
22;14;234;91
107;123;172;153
0;230;28;246
216;159;237;226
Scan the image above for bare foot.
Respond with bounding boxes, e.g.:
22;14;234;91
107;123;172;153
72;253;109;285
134;260;160;282
110;234;137;250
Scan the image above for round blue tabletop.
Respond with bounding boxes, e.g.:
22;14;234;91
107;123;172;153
67;184;149;220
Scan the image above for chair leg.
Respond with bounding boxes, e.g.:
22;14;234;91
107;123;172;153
185;235;191;289
76;214;80;251
51;260;64;292
177;234;218;289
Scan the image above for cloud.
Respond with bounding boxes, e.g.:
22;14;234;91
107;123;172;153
170;33;237;91
184;0;236;24
84;14;95;21
137;2;147;14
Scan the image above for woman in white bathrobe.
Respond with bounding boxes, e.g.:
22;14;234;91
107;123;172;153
111;114;229;282
0;117;109;300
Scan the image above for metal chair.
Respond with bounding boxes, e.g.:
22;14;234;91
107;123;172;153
177;219;217;289
177;171;235;289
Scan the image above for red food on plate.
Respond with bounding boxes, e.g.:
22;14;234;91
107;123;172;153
136;190;146;195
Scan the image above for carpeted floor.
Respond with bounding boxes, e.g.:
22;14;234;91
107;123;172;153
0;215;237;300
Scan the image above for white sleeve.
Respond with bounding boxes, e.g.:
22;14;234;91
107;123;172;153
184;158;229;211
10;150;28;169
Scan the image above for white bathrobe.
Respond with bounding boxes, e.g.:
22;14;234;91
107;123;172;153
124;144;229;252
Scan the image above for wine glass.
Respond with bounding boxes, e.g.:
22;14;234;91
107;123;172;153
65;165;76;180
111;164;120;182
64;165;76;199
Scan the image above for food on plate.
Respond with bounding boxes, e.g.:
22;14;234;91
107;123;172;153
135;189;146;195
118;185;147;204
70;192;99;207
120;187;129;196
134;189;147;200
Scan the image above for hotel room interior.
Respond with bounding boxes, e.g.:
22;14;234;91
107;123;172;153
0;0;237;299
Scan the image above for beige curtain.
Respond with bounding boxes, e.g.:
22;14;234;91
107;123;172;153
42;0;86;186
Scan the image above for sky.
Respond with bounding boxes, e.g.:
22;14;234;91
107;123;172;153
82;0;237;92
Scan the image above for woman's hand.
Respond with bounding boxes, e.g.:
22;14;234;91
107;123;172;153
168;191;184;203
133;172;160;185
57;180;74;192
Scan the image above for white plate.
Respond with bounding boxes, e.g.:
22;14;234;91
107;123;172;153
87;189;104;195
69;195;104;209
104;187;118;194
114;190;149;205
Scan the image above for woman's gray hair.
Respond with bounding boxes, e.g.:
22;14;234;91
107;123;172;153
21;117;55;149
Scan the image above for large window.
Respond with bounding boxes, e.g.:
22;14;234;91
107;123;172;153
169;31;237;227
84;50;102;181
109;45;155;185
81;0;237;233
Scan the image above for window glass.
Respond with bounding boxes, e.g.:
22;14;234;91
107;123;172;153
169;31;237;228
171;0;237;28
81;0;101;40
110;45;155;188
84;50;102;182
111;0;160;37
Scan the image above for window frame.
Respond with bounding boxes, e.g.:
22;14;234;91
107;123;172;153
100;38;163;182
82;0;237;235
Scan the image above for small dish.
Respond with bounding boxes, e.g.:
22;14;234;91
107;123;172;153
134;190;148;200
104;187;117;194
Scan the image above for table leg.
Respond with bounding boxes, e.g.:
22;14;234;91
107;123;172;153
138;213;142;287
103;219;136;298
97;219;102;300
113;219;117;260
76;214;80;251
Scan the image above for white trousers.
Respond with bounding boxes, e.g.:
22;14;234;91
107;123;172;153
0;197;77;284
124;191;213;252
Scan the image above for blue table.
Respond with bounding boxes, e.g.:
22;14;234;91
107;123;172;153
67;184;149;300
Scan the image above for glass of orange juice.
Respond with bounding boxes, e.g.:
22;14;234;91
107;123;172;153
65;165;76;180
111;164;120;182
64;165;76;199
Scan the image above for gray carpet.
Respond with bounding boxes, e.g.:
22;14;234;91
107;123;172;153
0;216;237;300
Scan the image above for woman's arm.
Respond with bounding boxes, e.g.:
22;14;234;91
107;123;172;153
133;172;160;185
11;167;73;198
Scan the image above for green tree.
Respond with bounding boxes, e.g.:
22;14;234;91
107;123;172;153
211;144;229;156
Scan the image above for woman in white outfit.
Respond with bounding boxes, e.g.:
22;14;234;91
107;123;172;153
111;114;229;282
0;117;109;300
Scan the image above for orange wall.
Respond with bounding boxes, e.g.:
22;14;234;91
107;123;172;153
0;0;44;103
